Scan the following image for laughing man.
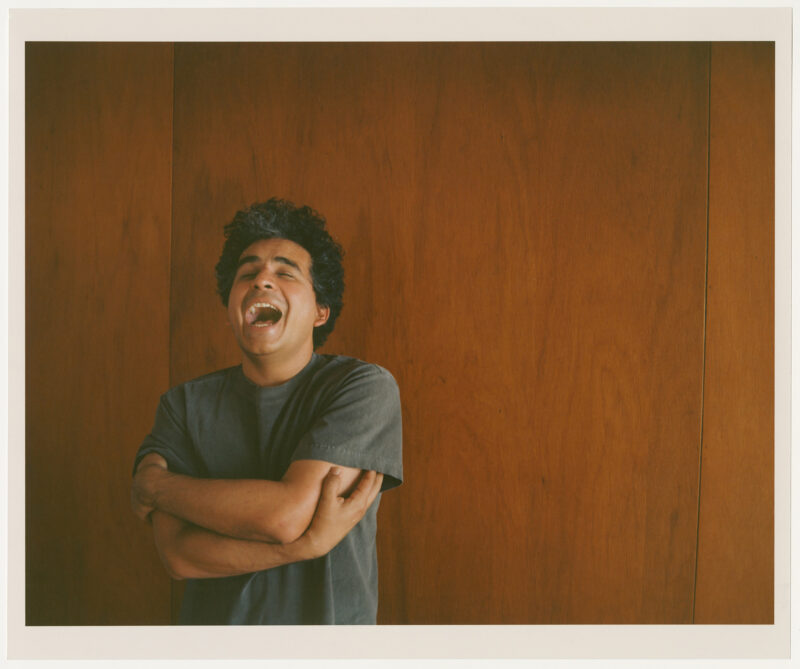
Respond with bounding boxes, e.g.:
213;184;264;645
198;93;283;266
131;198;403;624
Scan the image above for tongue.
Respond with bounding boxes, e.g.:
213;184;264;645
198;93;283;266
248;306;281;325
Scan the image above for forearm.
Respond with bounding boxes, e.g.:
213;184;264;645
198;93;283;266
148;469;383;580
145;470;315;543
152;511;316;580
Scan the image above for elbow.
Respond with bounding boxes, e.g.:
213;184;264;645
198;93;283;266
254;506;311;545
151;512;192;579
268;521;305;545
153;528;191;579
246;486;317;544
156;545;187;580
165;557;188;581
252;516;304;545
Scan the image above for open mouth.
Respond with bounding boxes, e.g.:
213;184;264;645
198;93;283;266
245;302;283;327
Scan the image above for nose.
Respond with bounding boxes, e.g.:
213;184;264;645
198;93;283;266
253;267;275;290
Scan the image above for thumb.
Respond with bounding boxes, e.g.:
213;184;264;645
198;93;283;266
320;466;343;501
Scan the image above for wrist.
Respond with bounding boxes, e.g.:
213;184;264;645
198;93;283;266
289;533;319;561
140;465;172;508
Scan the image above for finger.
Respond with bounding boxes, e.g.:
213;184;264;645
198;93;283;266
350;470;376;498
131;489;149;517
133;500;153;521
320;466;343;502
131;485;151;516
131;491;143;517
347;470;379;507
365;473;384;507
136;453;168;473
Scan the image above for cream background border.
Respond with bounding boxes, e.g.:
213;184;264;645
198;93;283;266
5;5;793;665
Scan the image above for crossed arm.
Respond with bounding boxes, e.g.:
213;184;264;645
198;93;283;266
132;454;382;579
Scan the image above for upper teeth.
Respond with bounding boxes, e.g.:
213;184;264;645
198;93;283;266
249;302;280;314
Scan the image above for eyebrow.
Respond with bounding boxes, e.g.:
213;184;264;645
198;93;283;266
236;255;302;272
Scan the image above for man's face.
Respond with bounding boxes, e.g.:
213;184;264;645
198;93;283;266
227;237;329;363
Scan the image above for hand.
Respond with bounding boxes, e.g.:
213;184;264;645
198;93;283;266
301;467;383;559
131;454;169;522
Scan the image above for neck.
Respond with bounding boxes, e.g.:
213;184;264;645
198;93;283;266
241;348;314;387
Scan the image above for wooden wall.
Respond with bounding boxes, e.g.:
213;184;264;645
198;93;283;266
25;43;174;624
25;42;773;625
694;42;775;624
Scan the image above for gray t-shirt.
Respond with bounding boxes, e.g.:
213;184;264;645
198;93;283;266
134;353;403;625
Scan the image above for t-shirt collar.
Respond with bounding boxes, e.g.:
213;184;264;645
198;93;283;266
232;353;320;404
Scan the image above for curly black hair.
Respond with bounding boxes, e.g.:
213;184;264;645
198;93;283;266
215;198;345;348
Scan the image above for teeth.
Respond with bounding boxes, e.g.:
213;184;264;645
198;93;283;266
246;301;282;326
248;302;280;315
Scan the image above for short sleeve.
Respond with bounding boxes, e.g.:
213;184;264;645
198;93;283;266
290;364;403;491
133;391;202;478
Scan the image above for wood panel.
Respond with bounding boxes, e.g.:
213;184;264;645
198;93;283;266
170;43;709;623
25;43;174;624
694;43;774;623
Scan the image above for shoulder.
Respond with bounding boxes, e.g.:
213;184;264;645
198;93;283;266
159;366;240;411
309;354;399;396
312;353;397;380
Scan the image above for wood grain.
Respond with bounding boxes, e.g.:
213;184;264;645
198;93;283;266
24;40;773;627
170;43;709;623
25;43;174;624
694;43;774;623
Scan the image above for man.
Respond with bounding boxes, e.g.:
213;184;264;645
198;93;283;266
131;198;403;625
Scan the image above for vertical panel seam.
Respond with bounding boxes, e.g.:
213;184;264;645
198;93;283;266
167;41;177;626
692;42;712;625
168;43;176;402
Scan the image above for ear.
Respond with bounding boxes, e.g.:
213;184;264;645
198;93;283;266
314;304;330;328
